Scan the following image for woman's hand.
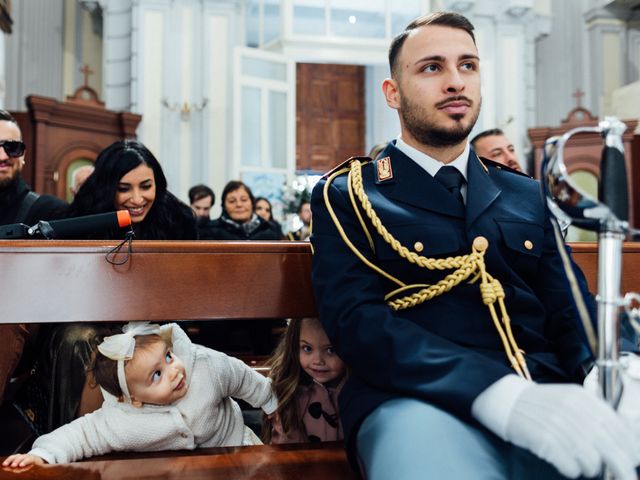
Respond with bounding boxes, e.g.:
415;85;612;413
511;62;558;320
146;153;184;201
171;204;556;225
2;453;46;469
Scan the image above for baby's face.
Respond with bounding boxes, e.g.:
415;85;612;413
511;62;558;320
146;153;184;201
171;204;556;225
125;340;188;406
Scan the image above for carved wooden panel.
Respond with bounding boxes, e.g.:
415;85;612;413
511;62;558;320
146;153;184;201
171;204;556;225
11;88;141;199
296;63;365;173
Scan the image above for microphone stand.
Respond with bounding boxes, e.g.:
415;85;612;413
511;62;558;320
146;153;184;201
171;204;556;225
0;220;54;239
27;220;56;239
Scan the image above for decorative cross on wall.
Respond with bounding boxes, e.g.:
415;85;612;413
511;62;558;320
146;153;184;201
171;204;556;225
80;64;94;88
572;88;584;108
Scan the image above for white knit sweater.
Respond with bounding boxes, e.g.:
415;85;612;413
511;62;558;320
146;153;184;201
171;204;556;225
29;323;278;464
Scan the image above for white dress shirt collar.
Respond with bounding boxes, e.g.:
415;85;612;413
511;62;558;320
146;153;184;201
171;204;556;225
395;135;470;181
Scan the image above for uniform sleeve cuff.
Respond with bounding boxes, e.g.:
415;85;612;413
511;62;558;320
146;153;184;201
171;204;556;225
471;374;531;439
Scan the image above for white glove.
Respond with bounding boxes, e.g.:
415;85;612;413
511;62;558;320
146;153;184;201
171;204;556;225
505;383;639;479
584;353;640;438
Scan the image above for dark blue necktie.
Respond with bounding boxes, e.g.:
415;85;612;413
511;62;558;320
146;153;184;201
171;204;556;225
434;166;465;205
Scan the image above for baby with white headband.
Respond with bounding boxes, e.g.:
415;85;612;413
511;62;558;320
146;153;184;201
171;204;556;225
3;322;278;467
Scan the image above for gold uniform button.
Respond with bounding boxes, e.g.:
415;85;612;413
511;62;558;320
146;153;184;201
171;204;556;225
472;236;489;252
524;240;534;250
414;241;424;253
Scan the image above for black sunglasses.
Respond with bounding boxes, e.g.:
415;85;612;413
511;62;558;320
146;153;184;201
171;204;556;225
0;140;26;158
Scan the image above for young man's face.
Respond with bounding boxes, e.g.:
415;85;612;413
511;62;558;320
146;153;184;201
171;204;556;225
125;339;188;406
0;121;24;188
473;134;521;171
384;25;481;149
191;195;213;219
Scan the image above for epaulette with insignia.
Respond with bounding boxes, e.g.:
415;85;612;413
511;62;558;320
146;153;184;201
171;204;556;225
478;156;532;179
322;156;372;179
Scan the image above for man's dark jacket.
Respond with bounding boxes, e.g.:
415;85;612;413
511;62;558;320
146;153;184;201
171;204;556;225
0;176;68;227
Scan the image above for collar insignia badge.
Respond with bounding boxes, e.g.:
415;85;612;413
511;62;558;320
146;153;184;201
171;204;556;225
376;156;393;183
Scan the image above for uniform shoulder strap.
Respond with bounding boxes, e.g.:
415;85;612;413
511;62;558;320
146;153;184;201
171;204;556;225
322;156;372;179
14;191;40;223
477;156;532;179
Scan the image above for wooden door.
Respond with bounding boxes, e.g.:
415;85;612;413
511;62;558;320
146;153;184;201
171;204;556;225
296;63;365;173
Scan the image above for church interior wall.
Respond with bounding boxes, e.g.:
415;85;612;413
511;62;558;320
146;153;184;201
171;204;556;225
3;0;640;210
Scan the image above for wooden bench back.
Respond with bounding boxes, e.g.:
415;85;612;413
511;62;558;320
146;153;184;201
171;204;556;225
2;241;640;325
0;240;316;324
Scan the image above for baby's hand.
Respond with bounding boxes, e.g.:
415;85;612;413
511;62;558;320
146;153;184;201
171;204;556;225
2;453;46;469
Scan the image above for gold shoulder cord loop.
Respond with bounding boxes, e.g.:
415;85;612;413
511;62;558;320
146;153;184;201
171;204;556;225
323;158;531;380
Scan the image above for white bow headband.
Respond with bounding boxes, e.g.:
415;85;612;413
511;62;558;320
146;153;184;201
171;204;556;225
97;321;161;401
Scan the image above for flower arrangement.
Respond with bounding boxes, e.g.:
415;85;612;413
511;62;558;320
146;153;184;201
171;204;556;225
281;177;311;215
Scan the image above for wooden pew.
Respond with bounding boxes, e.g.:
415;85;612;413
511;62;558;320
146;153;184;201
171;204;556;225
1;240;639;480
0;240;316;324
0;240;358;480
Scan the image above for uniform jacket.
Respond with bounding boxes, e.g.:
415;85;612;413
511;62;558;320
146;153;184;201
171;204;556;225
310;142;591;462
29;324;278;464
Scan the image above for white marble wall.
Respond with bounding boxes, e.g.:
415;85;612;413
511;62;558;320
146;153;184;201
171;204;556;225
4;0;65;111
100;0;242;212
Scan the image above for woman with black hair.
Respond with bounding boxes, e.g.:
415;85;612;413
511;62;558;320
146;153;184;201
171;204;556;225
255;196;284;239
69;139;197;240
198;180;281;240
19;140;197;435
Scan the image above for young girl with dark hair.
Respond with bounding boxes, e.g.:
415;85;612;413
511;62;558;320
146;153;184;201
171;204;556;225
69;139;197;240
262;318;347;444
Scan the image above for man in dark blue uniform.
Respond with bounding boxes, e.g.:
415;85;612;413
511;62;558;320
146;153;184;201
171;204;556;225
310;12;639;480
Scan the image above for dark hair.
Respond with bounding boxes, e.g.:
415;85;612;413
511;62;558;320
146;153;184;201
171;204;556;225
93;334;171;399
261;318;347;443
188;184;215;206
0;109;18;124
261;318;307;442
220;180;255;214
68;139;197;239
297;200;310;214
255;196;274;221
470;128;505;148
388;12;476;78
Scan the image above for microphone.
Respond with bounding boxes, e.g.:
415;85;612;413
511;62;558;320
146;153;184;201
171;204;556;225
30;210;132;239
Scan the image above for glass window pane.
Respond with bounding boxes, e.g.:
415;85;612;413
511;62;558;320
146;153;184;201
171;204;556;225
245;0;260;47
331;4;385;39
241;86;261;167
242;56;287;82
264;3;281;44
293;5;325;35
391;0;423;36
269;91;287;168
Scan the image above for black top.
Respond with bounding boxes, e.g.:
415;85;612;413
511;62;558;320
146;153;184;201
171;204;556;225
0;176;68;226
198;213;282;240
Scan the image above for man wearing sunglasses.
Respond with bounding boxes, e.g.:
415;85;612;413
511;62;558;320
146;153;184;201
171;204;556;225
0;108;68;410
0;109;67;227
